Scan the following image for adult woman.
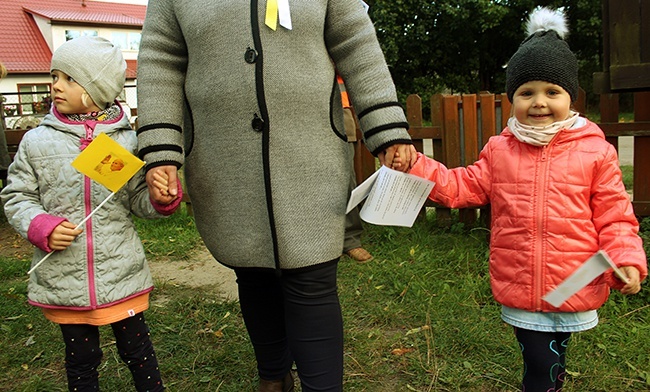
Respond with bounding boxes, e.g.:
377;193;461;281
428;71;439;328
136;1;414;391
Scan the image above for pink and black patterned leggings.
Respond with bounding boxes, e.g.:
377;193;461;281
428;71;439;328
514;327;572;392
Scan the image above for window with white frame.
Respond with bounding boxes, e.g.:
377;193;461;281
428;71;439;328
65;30;98;41
111;32;141;51
17;84;51;115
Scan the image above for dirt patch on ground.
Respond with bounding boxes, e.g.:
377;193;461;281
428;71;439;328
0;225;32;260
148;247;239;301
0;224;239;301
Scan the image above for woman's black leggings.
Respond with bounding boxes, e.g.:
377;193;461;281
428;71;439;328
59;312;163;392
514;327;571;392
235;261;343;392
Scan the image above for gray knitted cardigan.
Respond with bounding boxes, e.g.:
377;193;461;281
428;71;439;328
137;0;412;270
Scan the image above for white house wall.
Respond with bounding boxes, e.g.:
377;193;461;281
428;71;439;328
32;15;53;49
51;25;141;61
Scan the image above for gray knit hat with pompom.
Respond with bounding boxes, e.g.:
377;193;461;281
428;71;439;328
50;36;126;109
506;7;578;102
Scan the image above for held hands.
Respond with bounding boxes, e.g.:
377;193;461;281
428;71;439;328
618;266;643;295
146;165;179;205
48;221;83;251
379;144;418;172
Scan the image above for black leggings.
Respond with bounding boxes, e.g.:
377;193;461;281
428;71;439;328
514;327;571;392
59;313;163;392
235;261;343;392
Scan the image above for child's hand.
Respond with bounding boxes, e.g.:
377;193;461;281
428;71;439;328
152;170;170;196
618;266;642;295
48;221;83;251
387;145;418;172
147;168;178;205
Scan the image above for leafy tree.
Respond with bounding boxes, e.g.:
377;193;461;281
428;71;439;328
368;0;602;110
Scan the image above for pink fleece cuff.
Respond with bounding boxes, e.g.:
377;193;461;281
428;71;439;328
28;214;68;252
151;181;183;216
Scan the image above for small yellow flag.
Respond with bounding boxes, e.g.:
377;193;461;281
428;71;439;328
265;0;279;30
71;133;144;193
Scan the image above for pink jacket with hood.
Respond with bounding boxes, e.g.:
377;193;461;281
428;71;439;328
410;119;647;312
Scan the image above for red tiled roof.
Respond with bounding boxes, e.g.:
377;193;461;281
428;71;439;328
0;0;146;75
26;9;144;26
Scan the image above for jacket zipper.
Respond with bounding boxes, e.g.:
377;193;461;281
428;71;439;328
534;143;551;311
83;125;98;308
251;0;281;272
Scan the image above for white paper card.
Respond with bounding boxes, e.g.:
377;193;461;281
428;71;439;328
346;166;434;228
542;250;629;308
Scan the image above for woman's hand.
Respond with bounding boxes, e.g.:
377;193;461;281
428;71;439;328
379;144;417;172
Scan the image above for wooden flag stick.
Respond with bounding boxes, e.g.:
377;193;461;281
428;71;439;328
27;192;116;274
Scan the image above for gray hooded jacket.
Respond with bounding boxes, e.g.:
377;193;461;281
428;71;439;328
137;0;412;270
1;106;164;309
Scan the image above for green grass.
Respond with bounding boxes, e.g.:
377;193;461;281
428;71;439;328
584;112;635;123
621;165;634;191
1;208;649;391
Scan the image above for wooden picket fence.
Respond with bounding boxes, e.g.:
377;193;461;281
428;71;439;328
3;91;650;223
352;90;650;225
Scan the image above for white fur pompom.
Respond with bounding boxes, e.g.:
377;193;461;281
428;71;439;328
526;7;568;39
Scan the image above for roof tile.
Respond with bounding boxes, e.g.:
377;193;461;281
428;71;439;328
0;1;145;74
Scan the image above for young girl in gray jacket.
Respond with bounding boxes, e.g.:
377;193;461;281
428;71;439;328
0;36;181;392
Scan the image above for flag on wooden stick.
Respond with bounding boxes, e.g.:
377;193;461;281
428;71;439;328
71;133;144;193
28;134;144;275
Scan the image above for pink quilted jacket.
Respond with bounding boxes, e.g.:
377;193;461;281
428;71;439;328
410;119;647;312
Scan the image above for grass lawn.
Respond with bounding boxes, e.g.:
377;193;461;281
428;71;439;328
0;207;649;391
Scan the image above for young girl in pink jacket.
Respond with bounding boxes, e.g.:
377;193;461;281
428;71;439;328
398;7;647;392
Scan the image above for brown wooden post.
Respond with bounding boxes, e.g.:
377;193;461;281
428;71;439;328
574;88;587;115
479;93;496;148
478;93;497;228
430;94;450;222
406;94;424;154
462;94;479;164
633;92;650;215
599;93;620;150
499;94;511;129
442;95;461;168
430;94;445;161
460;94;478;225
442;95;461;225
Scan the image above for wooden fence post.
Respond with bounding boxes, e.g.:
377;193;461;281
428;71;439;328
633;92;650;215
478;93;497;227
599;93;620;149
406;94;424;154
460;94;478;225
429;94;451;222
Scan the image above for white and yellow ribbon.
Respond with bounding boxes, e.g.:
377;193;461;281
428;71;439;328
265;0;292;31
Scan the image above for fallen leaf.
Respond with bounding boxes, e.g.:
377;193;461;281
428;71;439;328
391;347;414;356
405;325;430;336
